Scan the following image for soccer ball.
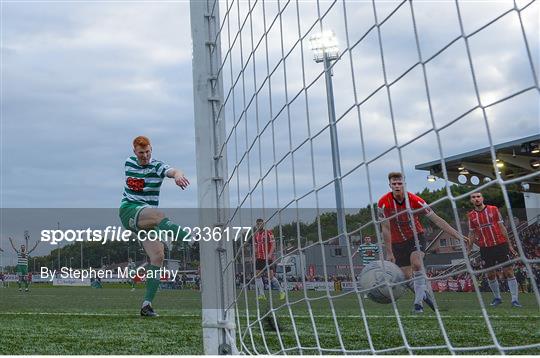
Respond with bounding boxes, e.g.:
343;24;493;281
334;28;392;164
359;260;407;304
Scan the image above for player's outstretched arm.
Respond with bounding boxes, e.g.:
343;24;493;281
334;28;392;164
381;221;394;263
427;212;468;244
27;240;40;255
8;237;18;253
467;231;477;254
166;168;190;190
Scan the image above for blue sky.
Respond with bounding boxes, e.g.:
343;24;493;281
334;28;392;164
1;1;539;260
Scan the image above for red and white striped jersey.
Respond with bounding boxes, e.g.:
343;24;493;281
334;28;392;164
254;229;275;260
467;205;507;248
377;192;433;244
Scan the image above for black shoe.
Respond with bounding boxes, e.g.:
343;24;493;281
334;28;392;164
265;316;283;332
407;284;435;312
423;291;435;311
511;300;522;308
140;304;159;317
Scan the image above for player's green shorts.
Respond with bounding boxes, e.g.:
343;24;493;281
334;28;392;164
16;265;28;276
119;201;148;231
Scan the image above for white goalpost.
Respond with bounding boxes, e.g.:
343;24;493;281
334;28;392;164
192;0;540;354
191;0;237;354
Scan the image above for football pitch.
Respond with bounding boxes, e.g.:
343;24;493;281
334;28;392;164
0;285;538;355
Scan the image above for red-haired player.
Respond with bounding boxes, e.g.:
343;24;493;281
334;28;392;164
119;136;191;317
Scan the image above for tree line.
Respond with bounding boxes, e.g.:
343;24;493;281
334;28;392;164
272;184;525;247
5;184;524;272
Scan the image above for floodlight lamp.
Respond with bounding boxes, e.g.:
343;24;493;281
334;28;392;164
531;144;540;154
309;30;339;63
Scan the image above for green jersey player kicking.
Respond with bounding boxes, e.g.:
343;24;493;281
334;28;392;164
9;237;39;292
119;136;190;317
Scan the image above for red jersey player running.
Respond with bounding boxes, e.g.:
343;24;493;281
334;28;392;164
253;218;285;301
467;191;521;307
378;172;467;313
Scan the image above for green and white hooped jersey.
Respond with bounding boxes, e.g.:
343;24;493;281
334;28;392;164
358;243;379;265
128;262;136;272
122;157;171;207
17;252;29;267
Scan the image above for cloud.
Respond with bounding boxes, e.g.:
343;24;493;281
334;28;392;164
219;0;539;212
1;0;538;219
2;3;196;209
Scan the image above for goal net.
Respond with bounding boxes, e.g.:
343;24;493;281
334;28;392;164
191;0;539;354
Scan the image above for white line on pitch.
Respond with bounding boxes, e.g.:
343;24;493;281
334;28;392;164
0;312;537;319
0;312;198;317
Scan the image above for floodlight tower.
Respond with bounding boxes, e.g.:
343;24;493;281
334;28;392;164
309;31;347;247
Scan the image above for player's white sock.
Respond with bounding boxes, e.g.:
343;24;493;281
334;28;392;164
413;270;426;305
488;279;501;299
142;300;151;308
507;277;519;302
271;277;282;292
255;277;265;297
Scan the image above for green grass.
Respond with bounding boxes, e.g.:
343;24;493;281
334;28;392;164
0;284;538;355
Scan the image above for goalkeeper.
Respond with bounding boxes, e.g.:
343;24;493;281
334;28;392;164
119;136;190;317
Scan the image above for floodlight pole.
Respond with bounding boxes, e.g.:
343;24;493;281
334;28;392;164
321;52;347;247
